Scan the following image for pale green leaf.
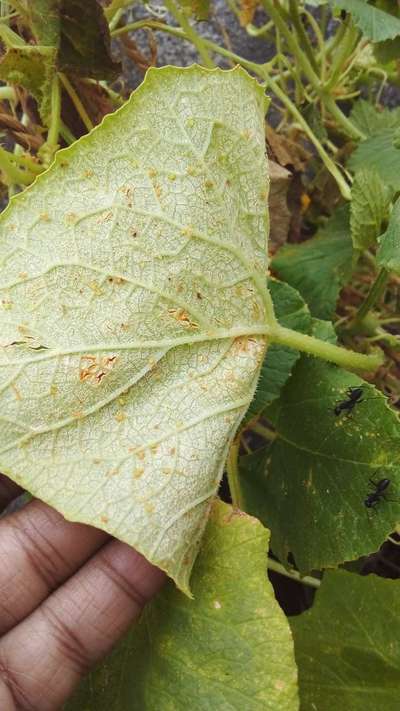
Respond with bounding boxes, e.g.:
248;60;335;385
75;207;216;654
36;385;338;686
0;1;119;123
291;569;400;711
0;45;57;124
8;0;60;46
240;357;400;573
67;499;299;711
349;128;400;191
350;99;400;139
179;0;211;21
331;0;400;41
350;168;390;250
310;318;337;343
0;66;271;593
245;279;311;425
272;205;355;319
377;195;400;274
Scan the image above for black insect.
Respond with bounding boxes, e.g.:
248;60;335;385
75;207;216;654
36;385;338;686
364;476;392;510
334;386;364;417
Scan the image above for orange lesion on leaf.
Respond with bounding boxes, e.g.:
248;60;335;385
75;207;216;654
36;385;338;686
120;185;135;207
79;354;118;386
107;276;126;285
88;281;104;296
168;307;199;329
65;212;78;225
11;384;21;400
96;210;113;224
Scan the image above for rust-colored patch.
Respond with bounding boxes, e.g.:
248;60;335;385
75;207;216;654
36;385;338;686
100;515;109;524
133;467;144;479
79;354;118;386
11;384;21;401
107;276;126;285
168;308;199;329
96;210;113;224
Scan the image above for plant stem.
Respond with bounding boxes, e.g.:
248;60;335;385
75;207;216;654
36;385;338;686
226;438;244;509
59;121;76;146
288;0;318;74
262;0;320;87
322;92;365;140
269;324;383;371
267;558;321;589
353;267;389;326
265;78;352;200
113;20;352;200
59;73;94;133
250;421;276;440
163;0;215;68
47;74;61;149
324;17;359;91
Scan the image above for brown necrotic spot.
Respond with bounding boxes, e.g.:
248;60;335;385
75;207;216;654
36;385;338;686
79;354;118;386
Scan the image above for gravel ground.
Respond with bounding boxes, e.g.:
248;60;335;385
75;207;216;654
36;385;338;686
123;0;275;87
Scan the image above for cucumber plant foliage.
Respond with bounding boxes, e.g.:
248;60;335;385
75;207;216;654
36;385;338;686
0;47;398;707
0;64;381;593
0;66;274;593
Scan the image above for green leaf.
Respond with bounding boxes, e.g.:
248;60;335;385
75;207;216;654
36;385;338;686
350;99;400;139
350;168;390;250
245;279;311;424
310;318;337;343
66;500;299;711
331;0;400;41
240;445;272;527
0;45;57;123
179;0;211;21
0;66;271;594
349;128;400;191
58;0;120;80
240;357;400;573
0;1;118;124
291;569;400;711
377;195;400;274
10;0;61;46
272;205;355;320
373;0;400;63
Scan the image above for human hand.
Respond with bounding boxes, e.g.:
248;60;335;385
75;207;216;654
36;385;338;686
0;474;166;710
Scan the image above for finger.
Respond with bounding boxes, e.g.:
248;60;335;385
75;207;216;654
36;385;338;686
0;499;108;635
0;539;166;711
0;474;22;514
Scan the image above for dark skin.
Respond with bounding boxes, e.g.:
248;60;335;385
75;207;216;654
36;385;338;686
0;474;166;710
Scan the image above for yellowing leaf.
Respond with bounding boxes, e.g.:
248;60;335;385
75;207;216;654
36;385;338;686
67;500;299;711
0;66;271;593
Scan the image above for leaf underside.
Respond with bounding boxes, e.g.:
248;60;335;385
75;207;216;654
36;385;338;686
0;66;270;593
